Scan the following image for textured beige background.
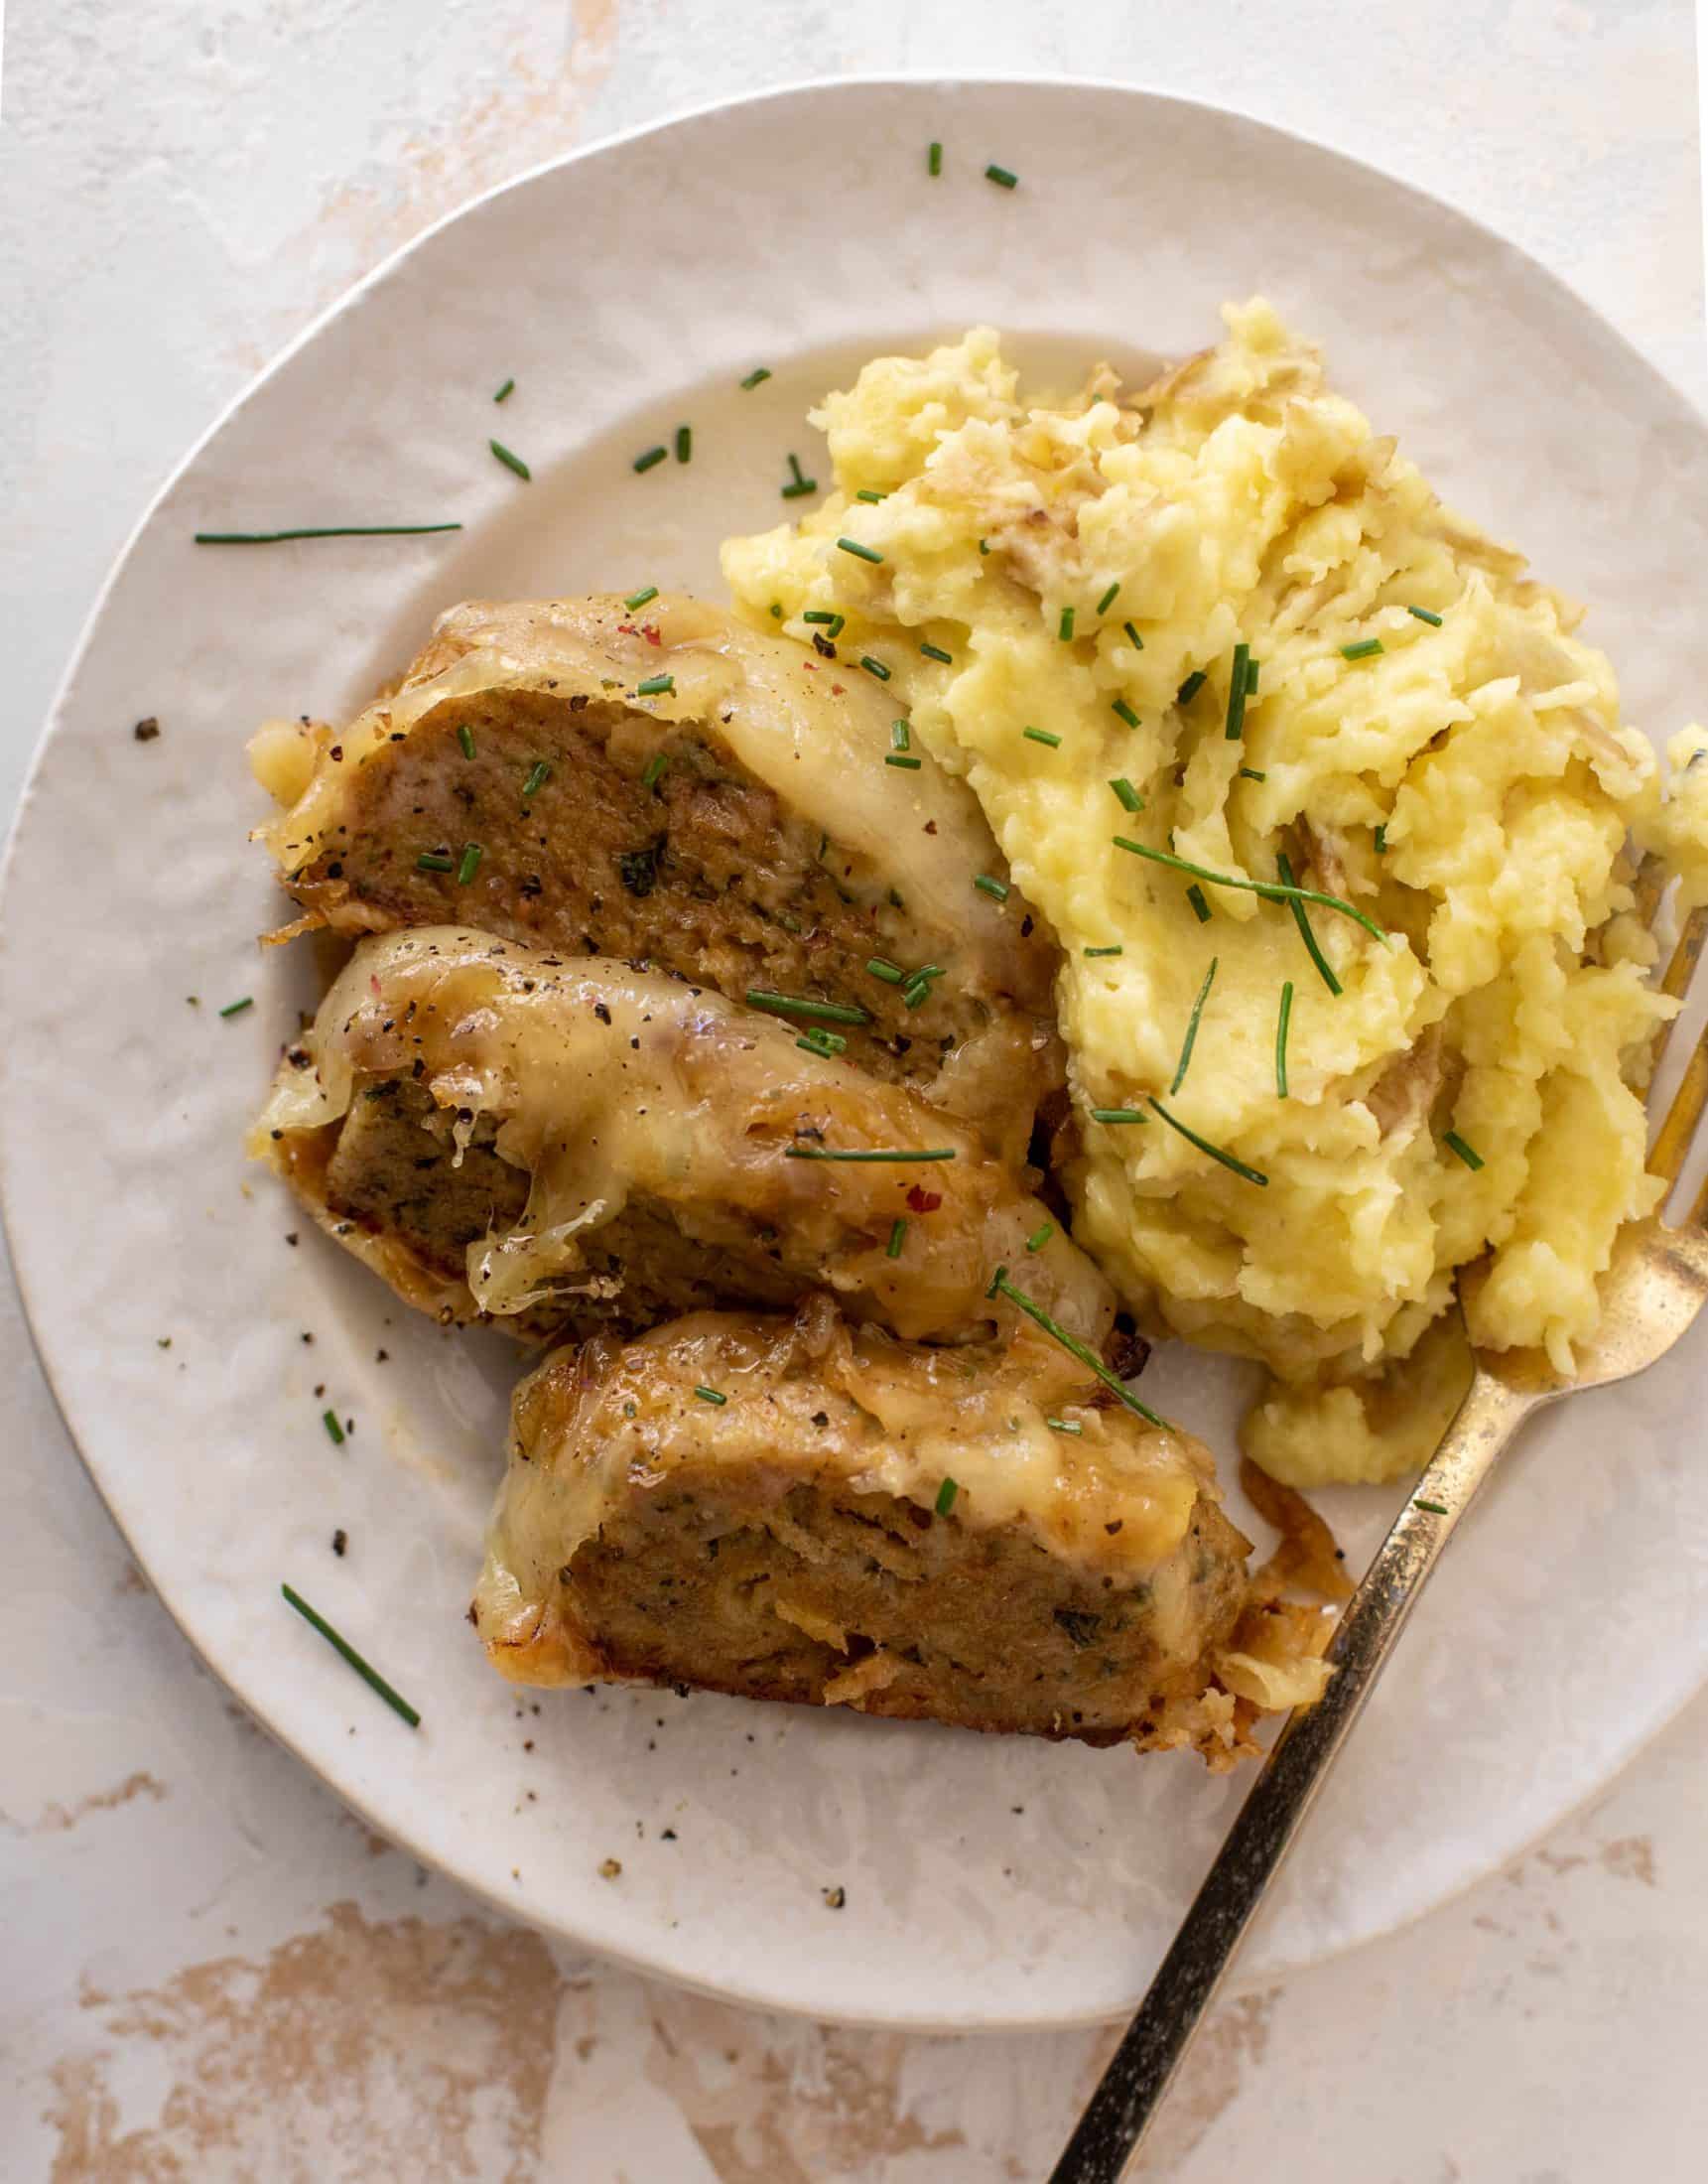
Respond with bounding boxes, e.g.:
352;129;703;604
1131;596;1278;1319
3;3;1706;2178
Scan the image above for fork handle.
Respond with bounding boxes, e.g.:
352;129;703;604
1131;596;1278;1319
1047;1366;1534;2184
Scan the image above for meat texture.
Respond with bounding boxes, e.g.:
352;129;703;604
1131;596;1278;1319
253;927;1117;1351
473;1297;1322;1765
249;593;1064;1162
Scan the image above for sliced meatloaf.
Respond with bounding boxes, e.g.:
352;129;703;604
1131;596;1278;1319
249;593;1063;1163
473;1297;1325;1763
253;927;1117;1351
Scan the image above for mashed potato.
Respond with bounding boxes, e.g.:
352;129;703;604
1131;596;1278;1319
721;302;1708;1485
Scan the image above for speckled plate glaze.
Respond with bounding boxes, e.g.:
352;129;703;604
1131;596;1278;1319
6;78;1708;2029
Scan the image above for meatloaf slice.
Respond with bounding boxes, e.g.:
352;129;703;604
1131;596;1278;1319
473;1297;1318;1764
254;926;1118;1351
249;593;1063;1163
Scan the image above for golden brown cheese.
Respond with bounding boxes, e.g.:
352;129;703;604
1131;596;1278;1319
249;593;1064;1162
254;927;1117;1349
474;1297;1331;1761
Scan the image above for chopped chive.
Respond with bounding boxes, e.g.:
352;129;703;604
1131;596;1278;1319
456;723;476;760
322;1409;345;1445
935;1476;960;1515
1059;606;1076;642
920;641;953;663
1374;823;1387;854
1122;621;1144;651
788;454;807;483
1046;1418;1083;1434
887;1216;909;1258
803;611;846;635
195;524;462;543
280;1583;420;1728
859;656;891;681
489;439;531;481
1023;726;1062;749
1177;670;1206;705
1025;1221;1054;1252
784;1146;957;1162
624;584;659;611
855;488;886;503
1407;606;1444;625
796;1028;848;1057
1240;767;1266;782
1444;1130;1485;1171
928;140;943;176
1112;838;1387;945
416;850;456;873
838;537;884;565
746;990;870;1026
985;163;1018;189
1275;980;1294;1099
901;979;931;1009
218;996;254;1019
493;377;515;403
1090;1107;1146;1125
633;445;668;473
521;758;552;800
1112;698;1140;729
1413;1497;1450;1515
1276;849;1344;997
974;874;1009;901
1110;776;1144;813
1148;1096;1268;1185
675;424;692;464
987;1270;1171;1431
891;720;911;751
979;538;990;555
1097;582;1120;614
1186;884;1213;924
641;752;669;791
1225;642;1249;740
770;603;784;617
1246;658;1260;697
1170;957;1218;1095
781;478;819;499
694;1385;727;1406
885;752;922;768
1341;637;1383;661
456;842;483;887
1084;945;1122;958
636;674;674;697
740;366;772;390
866;957;906;985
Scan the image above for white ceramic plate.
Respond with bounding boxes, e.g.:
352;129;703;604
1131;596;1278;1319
7;78;1708;2030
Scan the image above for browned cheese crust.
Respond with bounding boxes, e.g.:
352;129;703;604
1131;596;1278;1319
250;593;1065;1162
253;928;1119;1352
471;1297;1325;1766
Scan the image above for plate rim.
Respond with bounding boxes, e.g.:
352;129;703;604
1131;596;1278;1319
6;70;1707;2030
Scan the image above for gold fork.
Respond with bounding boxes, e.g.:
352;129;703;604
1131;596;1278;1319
1049;903;1708;2184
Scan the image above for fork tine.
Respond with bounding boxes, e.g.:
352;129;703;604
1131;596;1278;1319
1649;1011;1708;1189
1649;902;1708;1080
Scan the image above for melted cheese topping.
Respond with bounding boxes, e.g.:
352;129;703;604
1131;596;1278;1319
477;1305;1215;1663
255;927;1114;1346
249;591;1046;1013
